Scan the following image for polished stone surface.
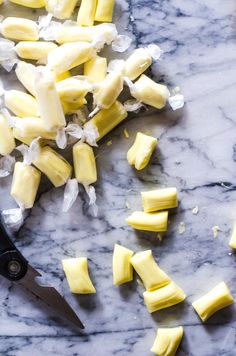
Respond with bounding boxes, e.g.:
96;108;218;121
1;0;236;355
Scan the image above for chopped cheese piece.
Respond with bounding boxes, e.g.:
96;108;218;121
113;244;134;285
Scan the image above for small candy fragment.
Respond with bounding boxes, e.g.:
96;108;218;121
15;41;57;61
143;281;186;313
192;282;234;322
141;187;178;213
84;101;128;141
113;244;134;286
126;211;168;232
9;0;45;7
93;72;123;109
229;223;236;249
11;162;41;209
33;146;72;187
5;90;38;117
130;250;170;291
1;17;39;41
73;142;97;186
0;113;15;156
130;74;169;109
35;67;66;130
46;0;78;19
77;0;97;26
62;257;96;294
13;117;56;140
47;42;95;74
84;56;107;83
127;132;157;170
151;327;184;356
15;61;37;96
95;0;115;22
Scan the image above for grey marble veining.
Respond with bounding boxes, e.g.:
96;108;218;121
1;0;236;355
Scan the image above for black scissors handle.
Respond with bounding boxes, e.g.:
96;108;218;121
0;222;28;281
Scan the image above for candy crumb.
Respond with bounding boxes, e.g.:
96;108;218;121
212;225;220;238
178;222;185;234
192;206;199;215
123;129;130;138
106;140;112;146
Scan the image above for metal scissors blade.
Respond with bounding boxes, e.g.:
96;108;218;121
18;264;84;329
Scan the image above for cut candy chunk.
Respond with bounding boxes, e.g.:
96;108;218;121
84;56;107;83
126;211;168;232
77;0;97;26
192;282;234;322
11;162;41;209
95;0;115;22
46;0;78;19
113;244;134;286
151;327;184;356
62;257;96;294
130;250;170;291
0;113;15;156
141;187;178;213
94;72;123;109
124;48;152;81
73;142;97;186
127;132;157;170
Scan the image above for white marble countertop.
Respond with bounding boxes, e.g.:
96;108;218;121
1;0;236;355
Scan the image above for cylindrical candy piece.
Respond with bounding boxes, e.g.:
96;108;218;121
33;146;72;187
95;0;115;22
15;41;58;61
62;257;96;294
151;327;184;356
192;282;234;322
84;101;128;141
143;281;186;313
5;90;38;118
113;244;134;286
84;56;107;83
126;211;168;232
46;0;78;19
35;68;66;130
124;48;152;81
56;77;89;104
131;74;169;109
0;114;15;156
73;142;97;186
77;0;97;26
127;132;157;170
130;250;170;291
13;117;56;140
11;162;41;209
48;42;95;74
141;187;178;213
62;98;87;114
15;61;37;96
9;0;45;8
1;17;39;41
94;72;123;109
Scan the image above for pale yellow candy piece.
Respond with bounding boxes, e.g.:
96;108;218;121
9;0;45;8
130;250;170;291
0;0;3;4
11;162;41;209
144;281;186;313
84;56;107;83
113;244;134;286
15;41;57;61
229;223;236;249
141;187;178;213
124;48;152;81
73;142;97;185
56;77;89;103
53;71;71;82
126;211;168;232
35;68;66;130
5;90;38;118
46;0;78;19
192;282;234;322
84;101;128;141
127;132;157;170
0;114;15;156
33;146;72;187
62;98;87;114
94;72;123;109
151;327;184;356
13;117;56;140
62;257;96;294
15;61;37;96
95;0;115;22
131;74;169;109
1;17;39;41
13;131;34;145
77;0;97;26
48;42;95;74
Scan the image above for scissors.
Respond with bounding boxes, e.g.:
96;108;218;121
0;220;84;329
